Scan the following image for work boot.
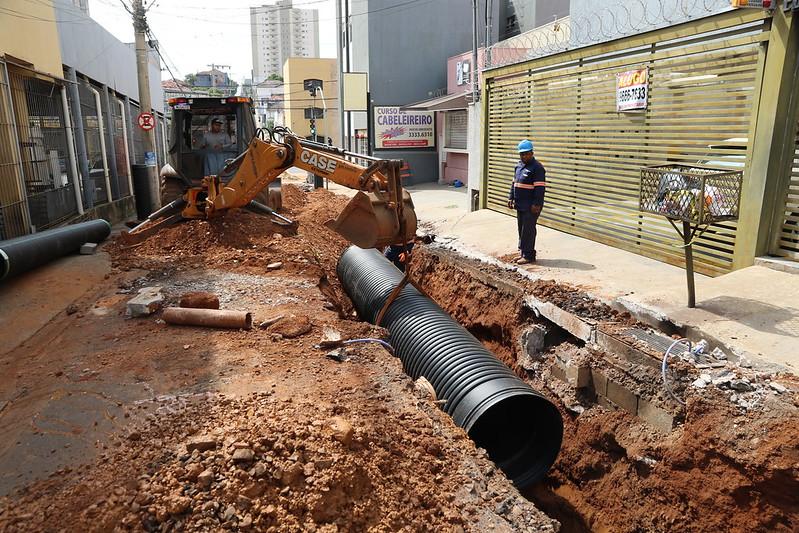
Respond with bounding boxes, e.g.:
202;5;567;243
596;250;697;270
516;257;535;265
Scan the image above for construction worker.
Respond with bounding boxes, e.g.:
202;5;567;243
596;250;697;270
384;239;415;272
200;117;236;176
507;139;546;264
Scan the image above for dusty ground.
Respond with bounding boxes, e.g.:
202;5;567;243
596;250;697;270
412;247;799;533
0;185;556;532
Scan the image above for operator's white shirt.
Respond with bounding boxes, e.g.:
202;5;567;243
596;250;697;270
201;131;235;151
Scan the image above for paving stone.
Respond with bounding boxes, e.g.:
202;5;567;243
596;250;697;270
79;242;98;255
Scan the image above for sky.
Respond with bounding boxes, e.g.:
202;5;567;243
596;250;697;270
88;0;337;83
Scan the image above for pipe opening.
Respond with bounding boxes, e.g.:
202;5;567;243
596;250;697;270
468;393;564;488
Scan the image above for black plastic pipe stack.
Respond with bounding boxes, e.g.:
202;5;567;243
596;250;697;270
0;219;111;281
337;246;563;488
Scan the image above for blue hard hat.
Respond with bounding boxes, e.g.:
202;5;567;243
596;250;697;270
517;139;534;153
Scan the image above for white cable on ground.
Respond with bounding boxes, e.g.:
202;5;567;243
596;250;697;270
662;338;691;406
342;338;395;354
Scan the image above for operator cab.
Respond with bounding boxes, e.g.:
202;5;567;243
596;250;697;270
161;96;282;208
166;96;256;183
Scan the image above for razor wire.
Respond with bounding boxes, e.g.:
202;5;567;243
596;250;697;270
485;0;734;69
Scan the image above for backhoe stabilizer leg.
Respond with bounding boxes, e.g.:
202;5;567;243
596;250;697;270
118;198;187;245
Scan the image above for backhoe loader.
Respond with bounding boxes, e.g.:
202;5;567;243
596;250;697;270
121;127;417;250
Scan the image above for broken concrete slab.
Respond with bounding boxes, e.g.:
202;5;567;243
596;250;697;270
523;295;596;343
127;287;164;317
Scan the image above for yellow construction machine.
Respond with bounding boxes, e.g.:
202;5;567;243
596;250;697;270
121;127;417;249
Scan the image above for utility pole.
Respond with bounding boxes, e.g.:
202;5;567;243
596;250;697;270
132;0;160;211
471;0;479;103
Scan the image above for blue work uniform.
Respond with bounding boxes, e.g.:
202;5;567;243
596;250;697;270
384;241;415;272
508;158;546;260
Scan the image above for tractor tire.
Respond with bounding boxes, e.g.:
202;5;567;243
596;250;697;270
160;177;185;206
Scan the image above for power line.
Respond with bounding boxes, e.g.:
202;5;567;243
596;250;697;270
146;28;188;96
149;0;430;27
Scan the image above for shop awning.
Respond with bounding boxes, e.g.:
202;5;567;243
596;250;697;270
401;92;468;112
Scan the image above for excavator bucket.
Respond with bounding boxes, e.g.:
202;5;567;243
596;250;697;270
326;190;417;249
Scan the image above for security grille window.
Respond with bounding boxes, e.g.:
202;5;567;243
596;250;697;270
445;110;467;150
9;71;78;229
79;79;108;205
0;63;30;239
129;101;145;165
111;97;131;198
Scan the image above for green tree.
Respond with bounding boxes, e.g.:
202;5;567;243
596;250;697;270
208;87;223;97
267;74;283;82
184;73;197;86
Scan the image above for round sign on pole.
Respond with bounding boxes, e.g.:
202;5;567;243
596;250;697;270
137;112;155;131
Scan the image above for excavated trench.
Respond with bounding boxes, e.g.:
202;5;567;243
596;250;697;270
392;245;799;533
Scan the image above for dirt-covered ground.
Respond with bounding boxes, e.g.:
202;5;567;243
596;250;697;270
2;182;797;532
0;184;555;532
411;246;799;533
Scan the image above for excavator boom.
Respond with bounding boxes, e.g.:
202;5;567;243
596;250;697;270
121;133;416;249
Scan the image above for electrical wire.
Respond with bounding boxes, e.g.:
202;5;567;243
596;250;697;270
146;28;188;96
149;0;430;27
662;338;691;406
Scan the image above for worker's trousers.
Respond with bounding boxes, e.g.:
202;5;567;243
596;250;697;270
516;209;539;260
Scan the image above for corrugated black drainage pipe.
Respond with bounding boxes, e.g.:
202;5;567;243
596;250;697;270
0;219;111;281
337;246;563;488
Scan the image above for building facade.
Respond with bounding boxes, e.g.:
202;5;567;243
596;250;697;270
253;80;285;130
283;58;339;146
251;0;320;84
480;3;799;273
337;0;499;185
0;0;165;240
499;0;570;40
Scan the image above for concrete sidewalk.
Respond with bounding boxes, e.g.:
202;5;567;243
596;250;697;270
406;183;799;374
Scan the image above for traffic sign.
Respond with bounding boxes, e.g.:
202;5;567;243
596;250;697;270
137;112;155;131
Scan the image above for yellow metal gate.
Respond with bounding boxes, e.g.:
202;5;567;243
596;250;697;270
484;12;769;276
773;118;799;259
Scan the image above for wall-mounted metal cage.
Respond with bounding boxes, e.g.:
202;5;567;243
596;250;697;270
640;165;743;225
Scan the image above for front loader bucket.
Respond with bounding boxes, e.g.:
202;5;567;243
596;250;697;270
326;190;417;249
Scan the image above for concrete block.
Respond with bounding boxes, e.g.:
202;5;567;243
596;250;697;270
127;286;164;317
594;331;660;371
606;379;638;414
565;362;591;389
550;364;567;383
637;397;676;434
80;242;98;255
596;395;617;411
590;368;609;397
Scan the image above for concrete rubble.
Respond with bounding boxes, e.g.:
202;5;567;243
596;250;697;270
126;286;164;317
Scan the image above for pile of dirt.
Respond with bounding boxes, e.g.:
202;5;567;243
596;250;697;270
0;347;557;532
110;185;354;311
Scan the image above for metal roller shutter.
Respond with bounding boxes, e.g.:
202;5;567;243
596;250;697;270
485;18;767;276
775;119;799;259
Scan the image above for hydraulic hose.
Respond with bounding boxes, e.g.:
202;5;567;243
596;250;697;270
0;219;111;281
337;246;563;488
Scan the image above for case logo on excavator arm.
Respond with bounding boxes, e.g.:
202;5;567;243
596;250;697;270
300;150;338;174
